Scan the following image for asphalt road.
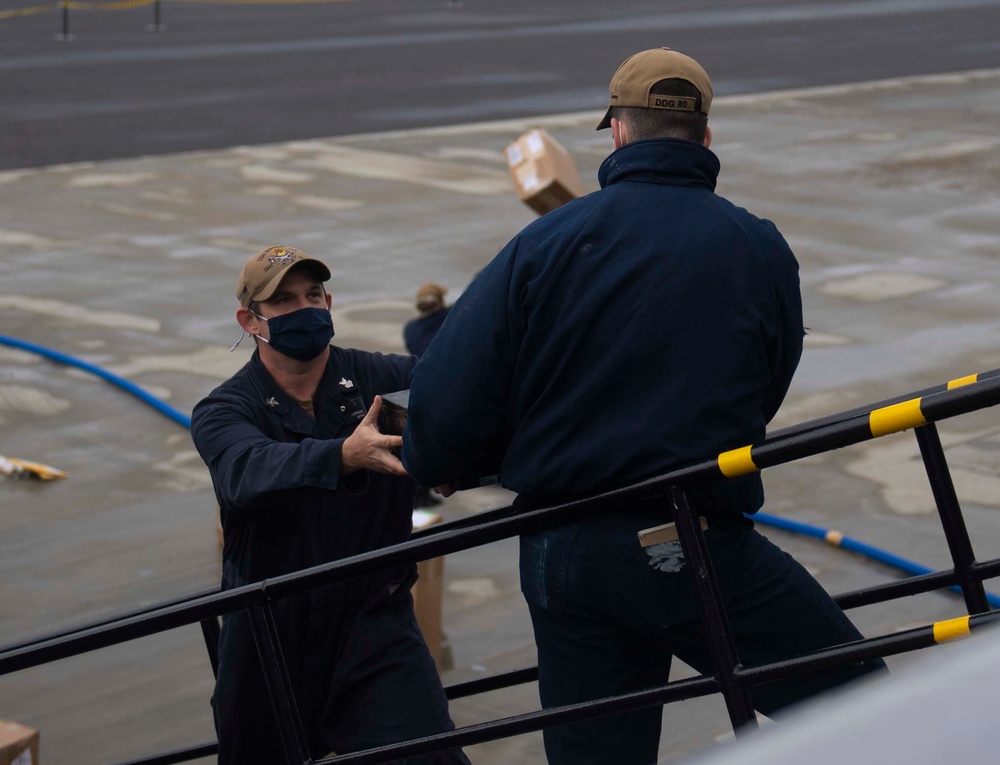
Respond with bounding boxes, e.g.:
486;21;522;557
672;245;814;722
4;0;1000;168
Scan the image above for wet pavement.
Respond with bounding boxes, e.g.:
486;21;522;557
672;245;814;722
2;67;1000;764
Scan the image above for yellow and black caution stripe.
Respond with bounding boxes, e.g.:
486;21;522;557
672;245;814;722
946;373;983;390
932;615;972;643
717;444;755;478
771;368;1000;442
868;396;926;437
740;610;1000;691
920;612;1000;645
709;369;1000;483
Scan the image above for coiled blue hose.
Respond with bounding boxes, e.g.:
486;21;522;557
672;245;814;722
3;332;996;607
0;333;191;429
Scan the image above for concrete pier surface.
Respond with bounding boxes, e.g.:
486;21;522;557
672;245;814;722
2;68;1000;764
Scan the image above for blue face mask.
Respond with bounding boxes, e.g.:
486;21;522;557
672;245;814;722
254;306;334;361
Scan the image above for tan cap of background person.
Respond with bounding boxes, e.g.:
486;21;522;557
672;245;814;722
415;283;447;315
596;47;714;130
236;245;332;307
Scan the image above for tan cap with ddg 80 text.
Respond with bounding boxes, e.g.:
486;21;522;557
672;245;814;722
596;47;714;130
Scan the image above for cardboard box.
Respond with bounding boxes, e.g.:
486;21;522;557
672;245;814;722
411;510;453;672
0;720;39;765
505;128;584;215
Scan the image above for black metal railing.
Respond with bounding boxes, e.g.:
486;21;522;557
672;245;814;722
4;371;1000;764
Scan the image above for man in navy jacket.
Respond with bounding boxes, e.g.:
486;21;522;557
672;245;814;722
402;49;885;764
192;246;469;765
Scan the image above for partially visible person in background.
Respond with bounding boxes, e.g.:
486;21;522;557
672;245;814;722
403;282;451;508
404;282;451;359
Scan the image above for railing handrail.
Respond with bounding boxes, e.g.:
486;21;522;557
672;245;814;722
4;370;1000;677
0;586;219;655
97;604;1000;765
768;367;1000;441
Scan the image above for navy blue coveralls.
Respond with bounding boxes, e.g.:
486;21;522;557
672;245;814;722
191;347;469;765
402;138;886;765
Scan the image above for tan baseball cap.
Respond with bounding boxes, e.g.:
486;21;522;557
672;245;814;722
236;245;332;307
596;47;713;130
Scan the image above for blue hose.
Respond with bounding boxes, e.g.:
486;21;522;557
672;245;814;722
0;333;192;429
753;511;1000;608
3;332;996;608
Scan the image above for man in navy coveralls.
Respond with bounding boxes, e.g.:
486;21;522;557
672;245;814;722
192;246;470;765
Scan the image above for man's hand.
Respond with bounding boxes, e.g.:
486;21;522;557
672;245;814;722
341;396;408;477
434;484;456;498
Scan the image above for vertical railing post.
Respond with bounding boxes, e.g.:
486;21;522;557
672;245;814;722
247;602;313;764
914;422;991;614
147;0;166;32
670;486;758;732
54;0;74;41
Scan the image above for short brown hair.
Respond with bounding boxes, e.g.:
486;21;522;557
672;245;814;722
610;79;707;143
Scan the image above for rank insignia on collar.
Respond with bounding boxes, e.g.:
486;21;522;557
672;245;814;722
265;396;279;408
339;378;354;388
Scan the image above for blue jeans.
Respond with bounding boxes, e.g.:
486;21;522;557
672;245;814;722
520;510;886;765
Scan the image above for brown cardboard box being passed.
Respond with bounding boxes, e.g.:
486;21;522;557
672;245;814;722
0;719;39;765
505;128;584;215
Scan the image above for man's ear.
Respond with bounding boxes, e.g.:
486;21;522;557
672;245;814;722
236;307;259;334
611;117;628;151
703;124;713;149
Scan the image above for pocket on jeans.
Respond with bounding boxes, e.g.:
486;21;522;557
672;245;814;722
519;525;578;615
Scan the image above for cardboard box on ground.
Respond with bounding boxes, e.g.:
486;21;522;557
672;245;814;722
0;720;39;765
411;509;453;672
505;128;584;215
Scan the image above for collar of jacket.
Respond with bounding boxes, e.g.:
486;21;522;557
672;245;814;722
246;349;358;436
598;137;720;192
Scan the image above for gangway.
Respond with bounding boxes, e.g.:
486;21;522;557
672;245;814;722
2;370;1000;764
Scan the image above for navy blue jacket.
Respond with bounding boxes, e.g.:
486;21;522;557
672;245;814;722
402;138;803;520
404;307;451;358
